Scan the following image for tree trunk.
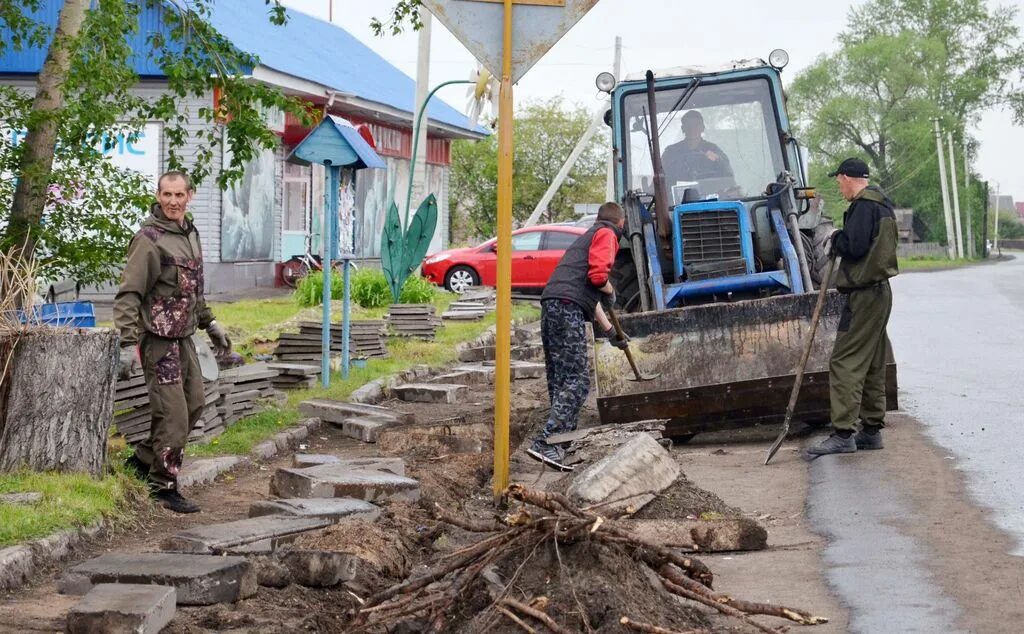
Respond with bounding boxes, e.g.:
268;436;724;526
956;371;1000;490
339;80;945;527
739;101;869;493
3;0;89;292
0;329;119;476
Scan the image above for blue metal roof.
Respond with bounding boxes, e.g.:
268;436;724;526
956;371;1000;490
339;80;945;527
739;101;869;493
1;0;485;136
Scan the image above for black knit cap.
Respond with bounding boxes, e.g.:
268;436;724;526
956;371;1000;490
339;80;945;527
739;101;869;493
828;157;870;178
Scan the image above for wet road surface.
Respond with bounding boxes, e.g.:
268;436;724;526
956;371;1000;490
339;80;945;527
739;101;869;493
807;255;1024;633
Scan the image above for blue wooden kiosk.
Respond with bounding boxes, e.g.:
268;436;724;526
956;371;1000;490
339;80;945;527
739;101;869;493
288;115;386;386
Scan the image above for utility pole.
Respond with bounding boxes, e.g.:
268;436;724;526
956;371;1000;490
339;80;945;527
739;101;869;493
964;146;974;258
411;8;433;221
946;132;964;259
994;183;1002;256
932;118;956;259
605;35;622;202
982;181;990;258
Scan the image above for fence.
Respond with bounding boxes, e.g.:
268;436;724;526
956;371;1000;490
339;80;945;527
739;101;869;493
897;242;947;258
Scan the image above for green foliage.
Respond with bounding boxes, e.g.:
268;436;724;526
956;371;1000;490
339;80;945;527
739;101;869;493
187;408;299;458
399;274;437;304
450;98;608;242
788;0;1022;255
370;0;423;36
352;268;392;309
293;270;343;308
0;0;312;285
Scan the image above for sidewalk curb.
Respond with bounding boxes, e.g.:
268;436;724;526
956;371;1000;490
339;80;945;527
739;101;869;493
0;521;109;593
248;417;322;462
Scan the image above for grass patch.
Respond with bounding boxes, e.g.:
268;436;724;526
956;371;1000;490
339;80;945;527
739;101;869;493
187;408;301;458
0;471;145;547
898;256;974;271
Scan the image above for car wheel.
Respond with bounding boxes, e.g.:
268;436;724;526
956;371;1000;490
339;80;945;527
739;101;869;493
445;266;479;294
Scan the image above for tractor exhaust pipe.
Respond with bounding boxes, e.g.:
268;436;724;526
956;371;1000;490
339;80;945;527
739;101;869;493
645;70;672;240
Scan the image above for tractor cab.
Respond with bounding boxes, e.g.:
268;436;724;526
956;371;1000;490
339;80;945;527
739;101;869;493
604;53;828;312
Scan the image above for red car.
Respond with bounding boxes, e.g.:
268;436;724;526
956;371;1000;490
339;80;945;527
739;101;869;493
421;224;587;293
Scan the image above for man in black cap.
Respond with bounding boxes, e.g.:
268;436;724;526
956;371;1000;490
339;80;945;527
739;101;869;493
807;157;899;456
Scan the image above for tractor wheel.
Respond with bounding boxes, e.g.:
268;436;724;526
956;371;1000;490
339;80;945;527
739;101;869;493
610;250;642;313
803;218;836;290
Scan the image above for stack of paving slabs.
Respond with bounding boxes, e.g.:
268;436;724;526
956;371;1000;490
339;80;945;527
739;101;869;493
114;375;221;446
188;381;225;443
216;363;283;426
386;304;442;340
441;300;492;321
268;363;321;390
350;320;387;359
272;322;343;365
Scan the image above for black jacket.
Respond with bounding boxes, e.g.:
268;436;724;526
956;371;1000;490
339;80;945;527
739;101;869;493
833;186;899;290
541;221;620;320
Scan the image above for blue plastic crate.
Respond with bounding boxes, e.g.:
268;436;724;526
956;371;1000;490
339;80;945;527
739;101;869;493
19;301;96;327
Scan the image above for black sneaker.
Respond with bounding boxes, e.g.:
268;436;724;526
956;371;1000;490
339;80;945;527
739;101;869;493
152;489;200;514
526;440;574;472
124;455;149;480
806;433;857;456
854;429;884;450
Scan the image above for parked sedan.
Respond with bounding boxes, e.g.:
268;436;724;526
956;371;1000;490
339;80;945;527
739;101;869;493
422;224;586;293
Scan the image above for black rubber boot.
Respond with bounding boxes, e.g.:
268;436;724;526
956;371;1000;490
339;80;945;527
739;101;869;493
124;454;149;480
152;488;200;514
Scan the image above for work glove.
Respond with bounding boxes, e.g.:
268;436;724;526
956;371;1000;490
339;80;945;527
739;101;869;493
206;320;232;353
824;229;841;258
118;346;140;380
602;326;630;351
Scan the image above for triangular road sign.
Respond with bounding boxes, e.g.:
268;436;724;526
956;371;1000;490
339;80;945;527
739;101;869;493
422;0;600;84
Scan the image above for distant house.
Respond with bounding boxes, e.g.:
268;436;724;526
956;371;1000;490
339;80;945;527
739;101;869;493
894;208;923;243
0;0;487;292
1016;202;1024;221
990;195;1016;218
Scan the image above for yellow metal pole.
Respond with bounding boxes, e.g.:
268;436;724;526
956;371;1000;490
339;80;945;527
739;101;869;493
493;0;514;501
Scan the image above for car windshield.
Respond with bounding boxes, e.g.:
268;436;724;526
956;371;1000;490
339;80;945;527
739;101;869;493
620;78;785;202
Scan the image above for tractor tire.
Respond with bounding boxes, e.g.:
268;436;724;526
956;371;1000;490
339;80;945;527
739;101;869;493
803;218;836;290
610;250;642;313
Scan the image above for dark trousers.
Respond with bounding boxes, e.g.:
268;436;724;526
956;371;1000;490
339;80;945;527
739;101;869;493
539;299;590;440
135;334;205;490
829;282;893;431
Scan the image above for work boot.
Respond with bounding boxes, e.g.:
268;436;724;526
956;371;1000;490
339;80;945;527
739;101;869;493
526;439;574;472
855;426;884;450
124;454;149;480
806;432;856;456
152;488;200;514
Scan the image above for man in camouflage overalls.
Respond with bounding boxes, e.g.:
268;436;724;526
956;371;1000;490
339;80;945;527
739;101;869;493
114;171;232;513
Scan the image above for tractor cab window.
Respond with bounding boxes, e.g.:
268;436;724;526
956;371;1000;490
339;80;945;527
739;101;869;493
621;78;785;202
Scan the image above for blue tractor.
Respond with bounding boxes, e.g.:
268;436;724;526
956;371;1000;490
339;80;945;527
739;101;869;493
593;52;897;439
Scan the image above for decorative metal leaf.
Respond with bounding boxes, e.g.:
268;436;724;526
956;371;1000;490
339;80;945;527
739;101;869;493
401;194;438;278
380;200;403;301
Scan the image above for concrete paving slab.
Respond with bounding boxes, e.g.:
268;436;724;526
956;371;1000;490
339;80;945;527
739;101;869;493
248;498;380;522
161;515;332;554
293;454;341;469
298;399;413;425
66;583;175;634
567;433;679;512
392;383;468;404
62;553;255;605
510;361;545;379
178;456;244;489
339;416;395;443
270;463;419;503
270;459;407;498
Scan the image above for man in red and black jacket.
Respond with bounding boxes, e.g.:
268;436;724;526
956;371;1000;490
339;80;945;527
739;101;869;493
527;202;629;471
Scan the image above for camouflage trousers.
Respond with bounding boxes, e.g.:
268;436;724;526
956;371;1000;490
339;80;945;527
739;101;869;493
134;333;205;491
539;299;591;440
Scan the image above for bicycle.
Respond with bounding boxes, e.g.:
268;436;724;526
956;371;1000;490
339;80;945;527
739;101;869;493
280;251;358;288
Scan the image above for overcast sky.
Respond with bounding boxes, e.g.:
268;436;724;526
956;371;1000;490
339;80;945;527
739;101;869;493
281;0;1024;202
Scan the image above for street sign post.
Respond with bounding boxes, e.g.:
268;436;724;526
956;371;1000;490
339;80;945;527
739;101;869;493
422;0;600;500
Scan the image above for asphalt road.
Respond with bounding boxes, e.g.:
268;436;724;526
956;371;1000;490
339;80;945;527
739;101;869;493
806;255;1024;633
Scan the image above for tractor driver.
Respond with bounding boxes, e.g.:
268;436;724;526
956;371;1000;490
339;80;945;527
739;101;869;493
662;110;734;192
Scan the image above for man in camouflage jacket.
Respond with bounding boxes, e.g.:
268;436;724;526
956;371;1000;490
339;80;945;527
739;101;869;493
114;171;231;514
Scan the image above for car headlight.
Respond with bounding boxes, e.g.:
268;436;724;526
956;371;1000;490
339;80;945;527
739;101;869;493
425;253;451;264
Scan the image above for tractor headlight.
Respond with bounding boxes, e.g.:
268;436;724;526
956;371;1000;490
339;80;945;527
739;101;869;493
769;49;790;71
595;72;617;94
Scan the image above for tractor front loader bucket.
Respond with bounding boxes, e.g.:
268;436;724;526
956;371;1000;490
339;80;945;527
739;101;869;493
593;292;898;438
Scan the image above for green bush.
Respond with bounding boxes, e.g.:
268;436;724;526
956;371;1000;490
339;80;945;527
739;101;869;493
352;269;392;309
399;275;437;304
293;270;343;307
